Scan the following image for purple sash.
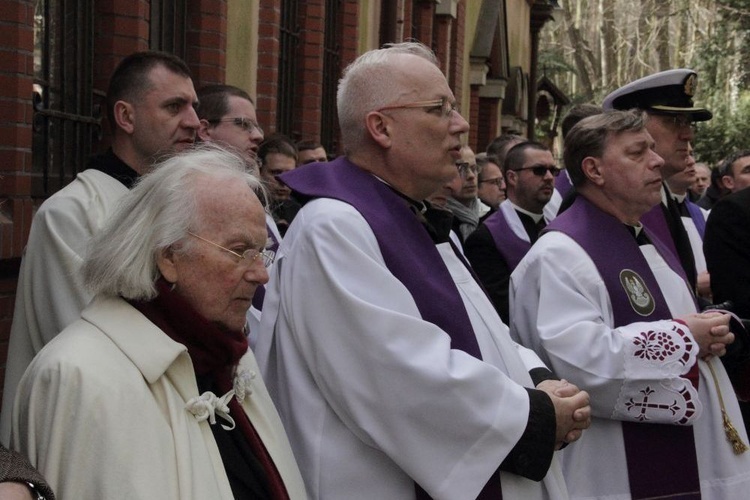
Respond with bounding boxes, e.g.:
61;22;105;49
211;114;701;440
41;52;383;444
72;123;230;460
548;196;701;500
641;202;681;262
250;222;281;311
685;200;706;239
483;207;531;271
281;157;503;499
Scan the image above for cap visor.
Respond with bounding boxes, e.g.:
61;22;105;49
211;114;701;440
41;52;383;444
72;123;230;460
650;105;713;122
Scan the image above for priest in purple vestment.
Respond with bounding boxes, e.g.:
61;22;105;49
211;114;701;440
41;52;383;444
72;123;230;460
510;109;750;500
255;41;591;500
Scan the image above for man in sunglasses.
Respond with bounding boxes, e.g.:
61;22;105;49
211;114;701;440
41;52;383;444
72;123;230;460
465;141;558;323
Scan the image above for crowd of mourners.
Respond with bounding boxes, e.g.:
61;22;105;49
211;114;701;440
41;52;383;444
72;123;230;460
1;42;750;500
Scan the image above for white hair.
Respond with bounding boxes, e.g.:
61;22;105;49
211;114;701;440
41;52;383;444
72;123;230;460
83;143;264;300
336;42;439;153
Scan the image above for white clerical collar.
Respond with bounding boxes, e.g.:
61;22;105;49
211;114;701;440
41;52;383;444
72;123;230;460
509;201;544;223
664;183;687;203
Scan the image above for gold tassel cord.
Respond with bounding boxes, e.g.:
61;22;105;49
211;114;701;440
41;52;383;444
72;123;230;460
707;360;749;454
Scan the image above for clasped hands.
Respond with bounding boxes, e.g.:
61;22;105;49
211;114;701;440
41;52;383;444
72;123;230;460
536;379;591;450
681;311;734;360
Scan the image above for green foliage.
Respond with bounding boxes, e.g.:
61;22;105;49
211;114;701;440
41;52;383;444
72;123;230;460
693;93;750;165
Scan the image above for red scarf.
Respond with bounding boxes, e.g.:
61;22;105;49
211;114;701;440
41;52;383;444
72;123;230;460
131;279;290;500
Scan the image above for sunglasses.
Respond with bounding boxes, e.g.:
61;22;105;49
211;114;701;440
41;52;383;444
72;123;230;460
511;166;561;177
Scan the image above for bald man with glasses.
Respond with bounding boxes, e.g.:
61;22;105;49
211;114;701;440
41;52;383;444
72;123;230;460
256;42;589;500
465;141;558;323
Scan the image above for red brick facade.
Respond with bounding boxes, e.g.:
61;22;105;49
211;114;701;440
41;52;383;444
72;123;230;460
0;0;35;397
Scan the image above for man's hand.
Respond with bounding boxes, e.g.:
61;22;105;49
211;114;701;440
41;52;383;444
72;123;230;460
681;312;734;359
537;379;591;449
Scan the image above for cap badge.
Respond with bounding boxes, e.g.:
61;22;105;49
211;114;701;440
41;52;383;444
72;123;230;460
684;74;696;97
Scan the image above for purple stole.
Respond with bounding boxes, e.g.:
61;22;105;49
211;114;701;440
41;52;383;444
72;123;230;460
548;196;701;500
483;205;532;271
250;223;281;310
641;202;681;262
280;157;503;499
685;199;706;239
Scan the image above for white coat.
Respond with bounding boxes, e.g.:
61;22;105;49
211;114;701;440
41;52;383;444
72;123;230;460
12;296;307;500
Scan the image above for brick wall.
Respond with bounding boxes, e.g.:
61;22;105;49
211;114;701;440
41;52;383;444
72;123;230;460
256;0;281;133
476;97;499;153
187;0;228;86
0;0;35;405
412;1;435;47
296;0;325;141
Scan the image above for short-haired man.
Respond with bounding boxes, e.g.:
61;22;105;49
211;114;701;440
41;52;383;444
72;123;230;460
259;134;300;235
718;149;750;194
196;84;264;169
556;104;602;202
465;141;558;323
665;144;712;299
1;51;200;444
690;161;711;201
445;145;482;242
195;84;280;345
256;42;590;499
296;140;328;164
604;69;710;295
476;153;505;218
511;110;750;499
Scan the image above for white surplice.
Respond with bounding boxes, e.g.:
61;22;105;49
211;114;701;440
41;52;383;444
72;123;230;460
510;231;750;500
256;198;568;500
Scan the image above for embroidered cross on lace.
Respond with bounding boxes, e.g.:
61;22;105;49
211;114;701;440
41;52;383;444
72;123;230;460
185;368;256;430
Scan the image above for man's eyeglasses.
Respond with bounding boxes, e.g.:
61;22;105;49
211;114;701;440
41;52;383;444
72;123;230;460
376;97;458;118
209;117;263;135
511;166;561;177
479;177;504;187
188;232;275;268
455;161;478;177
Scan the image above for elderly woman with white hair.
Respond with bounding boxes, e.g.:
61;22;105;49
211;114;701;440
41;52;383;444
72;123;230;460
11;145;306;500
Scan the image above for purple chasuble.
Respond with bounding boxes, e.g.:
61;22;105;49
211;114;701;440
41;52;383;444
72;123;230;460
280;156;503;499
547;196;701;500
483;207;532;271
